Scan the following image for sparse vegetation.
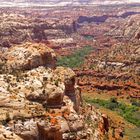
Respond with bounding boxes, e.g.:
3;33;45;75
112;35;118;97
125;128;140;140
84;97;140;126
84;35;94;40
57;46;93;68
130;99;140;107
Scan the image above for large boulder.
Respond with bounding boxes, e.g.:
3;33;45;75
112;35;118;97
3;42;56;72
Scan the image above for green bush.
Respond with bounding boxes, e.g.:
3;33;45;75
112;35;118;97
106;102;118;110
110;97;118;103
130;99;140;107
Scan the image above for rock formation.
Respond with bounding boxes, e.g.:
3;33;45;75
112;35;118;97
2;42;56;72
0;42;109;140
108;15;140;40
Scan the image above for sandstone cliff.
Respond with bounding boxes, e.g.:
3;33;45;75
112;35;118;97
0;43;109;140
108;15;140;40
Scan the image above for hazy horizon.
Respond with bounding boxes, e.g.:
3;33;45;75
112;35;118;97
0;0;140;7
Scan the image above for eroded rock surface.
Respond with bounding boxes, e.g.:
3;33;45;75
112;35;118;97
1;42;56;72
0;43;108;140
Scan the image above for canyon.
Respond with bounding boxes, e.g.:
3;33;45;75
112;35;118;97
0;2;140;140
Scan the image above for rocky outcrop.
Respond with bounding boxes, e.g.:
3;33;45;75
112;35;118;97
123;15;140;40
108;15;140;40
2;43;56;72
0;42;108;140
0;13;75;48
0;126;22;140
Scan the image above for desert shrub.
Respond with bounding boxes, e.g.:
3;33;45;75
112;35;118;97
130;99;140;107
106;97;118;110
132;102;140;107
110;97;118;103
106;102;118;110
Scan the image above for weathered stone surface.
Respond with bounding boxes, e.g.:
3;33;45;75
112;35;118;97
0;126;23;140
0;43;108;140
3;43;56;72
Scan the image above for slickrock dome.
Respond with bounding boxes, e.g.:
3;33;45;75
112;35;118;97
0;43;109;140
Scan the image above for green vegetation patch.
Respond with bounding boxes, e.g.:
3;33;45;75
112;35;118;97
84;97;140;127
84;35;94;40
57;46;93;68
